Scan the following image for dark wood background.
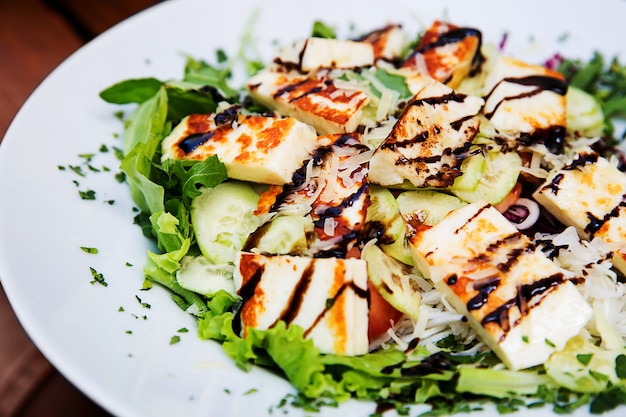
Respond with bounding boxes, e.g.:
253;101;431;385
0;1;160;415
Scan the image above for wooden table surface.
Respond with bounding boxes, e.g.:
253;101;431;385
0;1;160;415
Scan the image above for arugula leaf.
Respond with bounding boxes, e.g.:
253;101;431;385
374;68;412;99
558;51;626;137
184;56;239;100
164;83;222;121
311;20;337;39
162;156;228;200
100;77;164;104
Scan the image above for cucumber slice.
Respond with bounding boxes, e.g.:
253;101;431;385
396;190;467;226
247;214;312;255
566;86;604;138
364;185;414;265
450;150;521;205
363;244;421;320
450;153;485;192
191;181;261;264
176;255;236;297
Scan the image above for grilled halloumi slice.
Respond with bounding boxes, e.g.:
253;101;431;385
368;77;484;188
483;55;568;153
533;150;626;273
356;24;406;62
402;20;483;89
409;201;592;370
247;70;370;135
276;37;375;72
234;252;369;355
161;106;318;185
263;133;371;258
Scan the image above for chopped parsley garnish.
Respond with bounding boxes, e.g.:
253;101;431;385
135;295;151;309
113;147;124;160
68;165;85;177
89;267;107;286
78;189;96;200
576;353;593;366
80;246;99;254
115;172;126;183
170;335;181;345
78;153;95;162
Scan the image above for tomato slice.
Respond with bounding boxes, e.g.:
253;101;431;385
367;280;404;341
494;182;522;213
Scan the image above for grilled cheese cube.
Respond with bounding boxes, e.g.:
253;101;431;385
234;252;369;355
402;20;483;89
276;37;375;72
533;151;626;246
357;24;406;62
161;108;318;185
368;77;483;188
483;55;567;151
409;201;592;370
267;133;371;258
308;133;371;257
247;70;370;135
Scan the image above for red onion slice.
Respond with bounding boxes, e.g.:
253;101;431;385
503;198;540;230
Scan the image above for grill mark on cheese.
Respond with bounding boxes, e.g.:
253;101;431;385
380;131;429;150
391;144;471;165
454;203;490;235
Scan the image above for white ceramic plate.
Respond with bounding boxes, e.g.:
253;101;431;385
1;1;625;416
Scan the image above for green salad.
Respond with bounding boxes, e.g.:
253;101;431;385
100;17;626;417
